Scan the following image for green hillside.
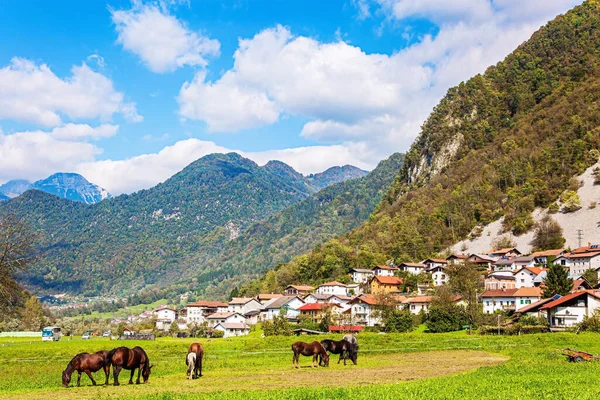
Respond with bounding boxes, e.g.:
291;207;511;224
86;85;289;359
244;0;600;293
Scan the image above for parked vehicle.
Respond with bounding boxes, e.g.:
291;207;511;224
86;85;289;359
82;330;92;340
42;326;62;341
103;330;111;337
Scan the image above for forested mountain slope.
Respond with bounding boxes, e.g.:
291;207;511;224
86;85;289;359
0;153;372;296
241;0;600;294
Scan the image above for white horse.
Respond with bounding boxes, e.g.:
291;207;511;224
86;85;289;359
186;352;197;380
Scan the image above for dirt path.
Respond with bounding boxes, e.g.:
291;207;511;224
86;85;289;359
4;350;508;400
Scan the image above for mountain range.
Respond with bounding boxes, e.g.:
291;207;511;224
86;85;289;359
0;154;383;296
0;173;110;204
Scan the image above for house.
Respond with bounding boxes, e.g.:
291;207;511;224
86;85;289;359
429;266;447;287
488;248;522;259
244;310;261;325
403;296;433;314
540;290;600;328
422;258;448;271
350;268;374;284
514;267;545;289
572;279;593;292
303;293;334;304
214;322;250;338
348;294;381;326
154;306;177;330
255;293;283;305
514;287;543;311
316;281;348;296
284;285;315;296
186;301;229;324
516;297;556;318
512;256;536;269
493;258;517;273
531;249;566;267
372;265;399;277
446;254;469;265
370;275;403;295
228;297;262;315
484;273;516;290
297;303;341;324
261;296;305;321
346;283;362;296
206;312;246;328
567;251;600;277
480;289;518;314
398;262;427;275
468;254;498;269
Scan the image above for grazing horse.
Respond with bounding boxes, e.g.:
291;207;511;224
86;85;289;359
108;346;152;386
186;352;196;380
343;333;359;362
188;343;204;378
291;341;329;368
320;339;357;366
62;350;110;387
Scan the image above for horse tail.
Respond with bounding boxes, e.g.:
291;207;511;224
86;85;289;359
106;348;118;366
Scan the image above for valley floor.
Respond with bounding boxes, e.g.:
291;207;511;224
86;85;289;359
1;330;599;399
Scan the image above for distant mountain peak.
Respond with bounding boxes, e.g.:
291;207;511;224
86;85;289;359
32;173;110;204
307;165;368;190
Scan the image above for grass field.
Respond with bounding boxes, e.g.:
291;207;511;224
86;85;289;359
1;329;600;399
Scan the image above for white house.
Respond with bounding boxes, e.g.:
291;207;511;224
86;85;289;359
398;263;426;275
372;265;399;277
422;258;448;271
316;281;348;296
481;289;518;314
514;267;544;289
255;294;283;305
512;256;536;269
186;301;229;324
468;254;498;269
493;258;517;273
403;296;433;315
541;290;600;328
350;268;374;284
430;266;448;287
348;295;381;326
214;322;250;338
303;293;332;304
567;251;600;277
260;296;305;321
206;312;246;328
154;306;177;330
346;283;362;296
485;273;516;290
514;287;543;311
487;248;521;259
228;298;262;315
531;249;566;267
446;254;469;265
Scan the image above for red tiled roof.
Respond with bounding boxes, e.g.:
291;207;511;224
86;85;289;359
286;285;315;291
571;245;600;254
349;294;379;305
400;263;426;268
256;293;283;300
516;266;544;276
403;296;433;304
229;297;256;305
572;279;592;291
488;247;519;254
566;251;600;259
513;287;542;297
516;297;554;313
480;289;519;297
319;281;347;287
297;303;341;311
540;290;600;310
423;258;448;264
372;276;403;285
187;300;228;308
447;254;469;260
373;265;399;270
531;249;565;257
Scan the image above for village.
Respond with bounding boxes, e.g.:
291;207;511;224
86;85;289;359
125;244;600;338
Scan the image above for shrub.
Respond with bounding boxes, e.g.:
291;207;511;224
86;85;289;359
211;329;225;338
577;310;600;333
561;190;582;213
478;324;549;335
425;305;468;333
518;315;548;326
384;310;416;333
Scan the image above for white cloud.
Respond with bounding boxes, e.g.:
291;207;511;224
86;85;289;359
111;2;220;73
0;129;101;184
50;123;119;140
0;58;142;127
76;139;372;195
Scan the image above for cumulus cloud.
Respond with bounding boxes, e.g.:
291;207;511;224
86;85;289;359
0;58;142;127
0;129;101;184
111;2;220;73
76;139;373;195
51;123;119;140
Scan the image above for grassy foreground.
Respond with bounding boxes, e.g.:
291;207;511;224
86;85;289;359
1;329;599;399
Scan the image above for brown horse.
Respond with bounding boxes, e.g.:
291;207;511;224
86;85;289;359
320;339;357;366
291;341;329;368
187;343;204;378
108;346;152;386
62;350;110;387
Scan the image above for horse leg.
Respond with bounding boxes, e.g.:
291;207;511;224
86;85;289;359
128;368;135;384
77;371;82;387
136;365;142;384
85;370;97;386
103;364;110;385
113;365;121;386
197;356;203;377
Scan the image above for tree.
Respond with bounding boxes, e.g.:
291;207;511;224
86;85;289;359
561;190;582;213
20;296;45;331
169;321;179;335
543;263;572;297
371;292;399;323
447;262;484;333
582;269;598;286
531;215;565;251
228;287;240;301
318;307;336;333
384;310;415;333
492;235;516;250
0;214;36;313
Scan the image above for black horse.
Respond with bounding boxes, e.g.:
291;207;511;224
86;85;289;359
320;339;357;366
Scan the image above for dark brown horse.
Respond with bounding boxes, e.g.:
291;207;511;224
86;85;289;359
187;343;204;378
108;346;152;386
62;350;110;387
320;339;357;366
291;341;329;368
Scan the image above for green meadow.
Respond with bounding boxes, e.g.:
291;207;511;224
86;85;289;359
1;329;599;399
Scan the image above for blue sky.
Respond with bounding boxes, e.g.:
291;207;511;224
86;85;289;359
0;0;581;194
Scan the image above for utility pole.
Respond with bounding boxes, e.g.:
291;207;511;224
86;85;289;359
497;314;501;336
577;229;584;248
